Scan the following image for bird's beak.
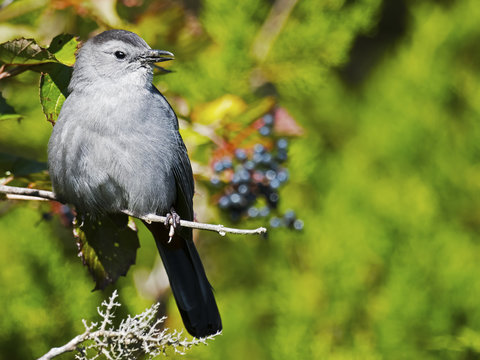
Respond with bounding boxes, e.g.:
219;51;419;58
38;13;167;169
141;49;175;63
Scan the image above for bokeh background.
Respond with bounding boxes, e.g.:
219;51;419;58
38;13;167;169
1;0;480;359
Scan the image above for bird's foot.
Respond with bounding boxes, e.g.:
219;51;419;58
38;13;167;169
164;207;181;243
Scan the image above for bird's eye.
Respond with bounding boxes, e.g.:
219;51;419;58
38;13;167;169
114;51;126;60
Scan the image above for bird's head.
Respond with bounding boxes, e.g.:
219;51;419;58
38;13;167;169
70;29;174;90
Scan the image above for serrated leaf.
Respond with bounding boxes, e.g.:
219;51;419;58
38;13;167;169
39;63;72;124
74;214;140;290
48;34;79;66
0;38;56;65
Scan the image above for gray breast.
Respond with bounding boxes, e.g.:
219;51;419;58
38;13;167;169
48;88;177;217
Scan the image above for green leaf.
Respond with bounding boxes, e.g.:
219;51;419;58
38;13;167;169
0;38;56;65
47;34;79;67
0;35;77;123
39;63;72;124
0;92;22;122
74;214;140;290
0;33;77;69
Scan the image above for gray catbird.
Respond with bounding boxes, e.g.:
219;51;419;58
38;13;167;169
47;29;222;337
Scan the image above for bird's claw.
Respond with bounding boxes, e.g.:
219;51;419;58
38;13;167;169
164;210;181;228
164;208;181;243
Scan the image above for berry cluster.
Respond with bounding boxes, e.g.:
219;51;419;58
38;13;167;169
209;111;303;231
269;210;304;230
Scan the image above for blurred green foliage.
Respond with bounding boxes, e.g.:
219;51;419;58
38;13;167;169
1;0;480;359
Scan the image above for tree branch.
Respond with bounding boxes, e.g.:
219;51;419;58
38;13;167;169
37;331;91;360
0;185;267;236
37;290;220;360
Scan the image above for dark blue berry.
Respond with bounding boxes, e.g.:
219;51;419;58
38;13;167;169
263;113;274;126
222;157;233;169
284;210;296;225
259;206;270;217
230;193;242;205
276;150;288;163
235;149;248;162
268;192;279;207
265;169;277;181
259;126;271;136
218;196;230;209
277;169;289;183
229;193;247;209
238;184;249;195
253;153;263;164
232;173;242;185
238;168;251;182
293;219;304;231
244;160;255;170
270;178;281;189
276;138;288;150
210;176;221;186
247;207;259;218
254;143;266;154
261;152;273;165
270;217;282;228
213;161;224;173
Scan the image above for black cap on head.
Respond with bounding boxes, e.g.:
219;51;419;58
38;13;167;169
92;29;149;49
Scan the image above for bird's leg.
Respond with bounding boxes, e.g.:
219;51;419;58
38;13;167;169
164;207;181;242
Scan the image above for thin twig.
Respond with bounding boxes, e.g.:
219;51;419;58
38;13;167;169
0;185;57;201
0;185;267;236
0;64;29;80
37;332;91;360
4;194;49;201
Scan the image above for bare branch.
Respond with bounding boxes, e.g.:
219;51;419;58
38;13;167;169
37;290;220;360
4;194;49;201
0;64;29;80
37;332;91;360
0;184;267;236
0;185;57;201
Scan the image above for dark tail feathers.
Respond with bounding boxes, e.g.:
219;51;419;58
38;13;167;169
146;222;222;337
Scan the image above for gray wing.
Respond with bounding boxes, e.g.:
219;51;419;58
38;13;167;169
172;132;195;223
147;133;222;337
151;85;194;221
